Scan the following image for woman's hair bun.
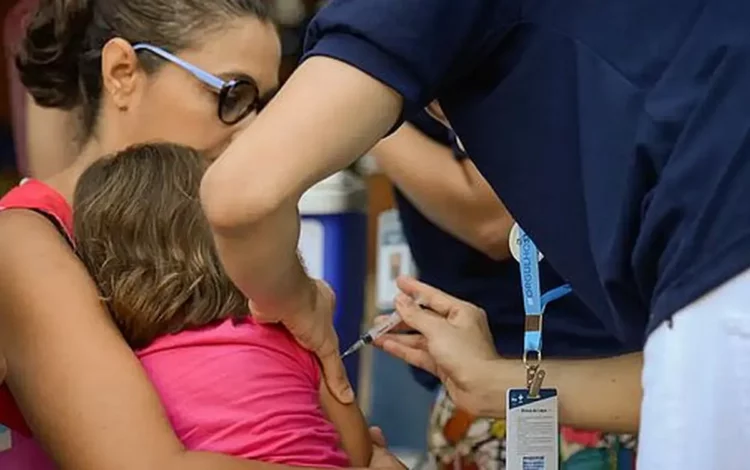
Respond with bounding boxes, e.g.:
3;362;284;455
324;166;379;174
15;0;94;109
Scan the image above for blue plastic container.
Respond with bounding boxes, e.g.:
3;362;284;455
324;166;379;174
298;171;367;391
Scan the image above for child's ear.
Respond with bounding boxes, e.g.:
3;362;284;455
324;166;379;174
319;382;373;466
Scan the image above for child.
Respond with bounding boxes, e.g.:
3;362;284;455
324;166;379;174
72;142;372;467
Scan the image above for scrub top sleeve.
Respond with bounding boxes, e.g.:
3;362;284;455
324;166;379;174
409;109;452;146
408;110;468;161
303;0;512;120
449;130;469;160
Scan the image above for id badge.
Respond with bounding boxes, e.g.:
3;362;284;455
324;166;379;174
506;388;559;470
0;425;11;452
376;209;417;311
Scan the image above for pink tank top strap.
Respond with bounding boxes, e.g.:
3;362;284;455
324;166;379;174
0;178;73;243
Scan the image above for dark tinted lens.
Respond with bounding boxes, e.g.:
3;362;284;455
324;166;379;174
219;80;258;124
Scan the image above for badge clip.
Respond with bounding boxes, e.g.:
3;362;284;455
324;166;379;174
528;368;545;398
523;350;545;399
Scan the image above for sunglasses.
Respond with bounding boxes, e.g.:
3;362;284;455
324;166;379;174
132;43;267;125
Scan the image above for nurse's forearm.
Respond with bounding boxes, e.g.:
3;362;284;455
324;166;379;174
494;352;642;433
547;352;642;433
202;57;400;314
372;124;512;260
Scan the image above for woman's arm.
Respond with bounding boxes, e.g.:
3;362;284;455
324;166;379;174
201;57;400;315
201;0;495;395
387;328;643;434
377;277;642;434
0;210;364;470
536;352;642;433
201;58;400;402
370;123;513;260
319;382;373;466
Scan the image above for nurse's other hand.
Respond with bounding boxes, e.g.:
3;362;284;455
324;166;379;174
375;277;505;417
257;279;354;404
368;427;407;470
0;354;5;385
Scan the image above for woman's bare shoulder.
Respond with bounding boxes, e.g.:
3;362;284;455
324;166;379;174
0;207;114;366
0;209;85;314
0;208;188;469
0;208;69;247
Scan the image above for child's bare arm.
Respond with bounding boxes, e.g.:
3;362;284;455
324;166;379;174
319;381;373;466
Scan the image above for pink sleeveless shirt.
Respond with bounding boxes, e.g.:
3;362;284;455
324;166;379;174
0;179;349;467
137;318;350;467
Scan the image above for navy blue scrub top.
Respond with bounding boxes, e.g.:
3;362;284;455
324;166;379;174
399;111;635;389
304;0;750;345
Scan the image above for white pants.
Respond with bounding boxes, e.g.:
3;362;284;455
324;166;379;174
637;268;750;469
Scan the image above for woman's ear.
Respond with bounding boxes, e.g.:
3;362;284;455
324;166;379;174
101;37;143;110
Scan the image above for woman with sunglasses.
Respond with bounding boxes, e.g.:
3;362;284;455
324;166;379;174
0;0;394;468
202;0;750;469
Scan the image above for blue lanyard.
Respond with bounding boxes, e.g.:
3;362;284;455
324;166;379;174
518;227;572;362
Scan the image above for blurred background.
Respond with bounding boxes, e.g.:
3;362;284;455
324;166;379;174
0;0;434;464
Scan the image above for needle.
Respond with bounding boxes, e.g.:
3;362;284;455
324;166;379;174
340;312;403;359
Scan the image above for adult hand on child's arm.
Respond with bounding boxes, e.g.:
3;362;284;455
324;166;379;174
268;279;353;404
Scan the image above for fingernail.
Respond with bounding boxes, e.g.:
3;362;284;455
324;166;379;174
343;386;355;402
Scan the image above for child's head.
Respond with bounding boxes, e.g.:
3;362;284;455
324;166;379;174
73;142;249;348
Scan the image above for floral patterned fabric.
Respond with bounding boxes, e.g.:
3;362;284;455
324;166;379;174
425;388;637;470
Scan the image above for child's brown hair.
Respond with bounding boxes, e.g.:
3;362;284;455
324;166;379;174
73;142;249;349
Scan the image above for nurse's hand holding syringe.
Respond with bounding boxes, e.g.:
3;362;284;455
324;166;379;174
340;311;404;359
341;293;430;358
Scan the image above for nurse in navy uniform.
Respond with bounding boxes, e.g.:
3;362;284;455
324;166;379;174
202;1;750;468
370;104;639;468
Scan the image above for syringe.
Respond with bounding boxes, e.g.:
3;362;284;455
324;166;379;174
340;312;403;359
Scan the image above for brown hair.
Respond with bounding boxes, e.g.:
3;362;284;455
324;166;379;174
16;0;272;139
73;142;249;349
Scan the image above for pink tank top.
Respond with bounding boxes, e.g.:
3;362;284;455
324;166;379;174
137;318;350;467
